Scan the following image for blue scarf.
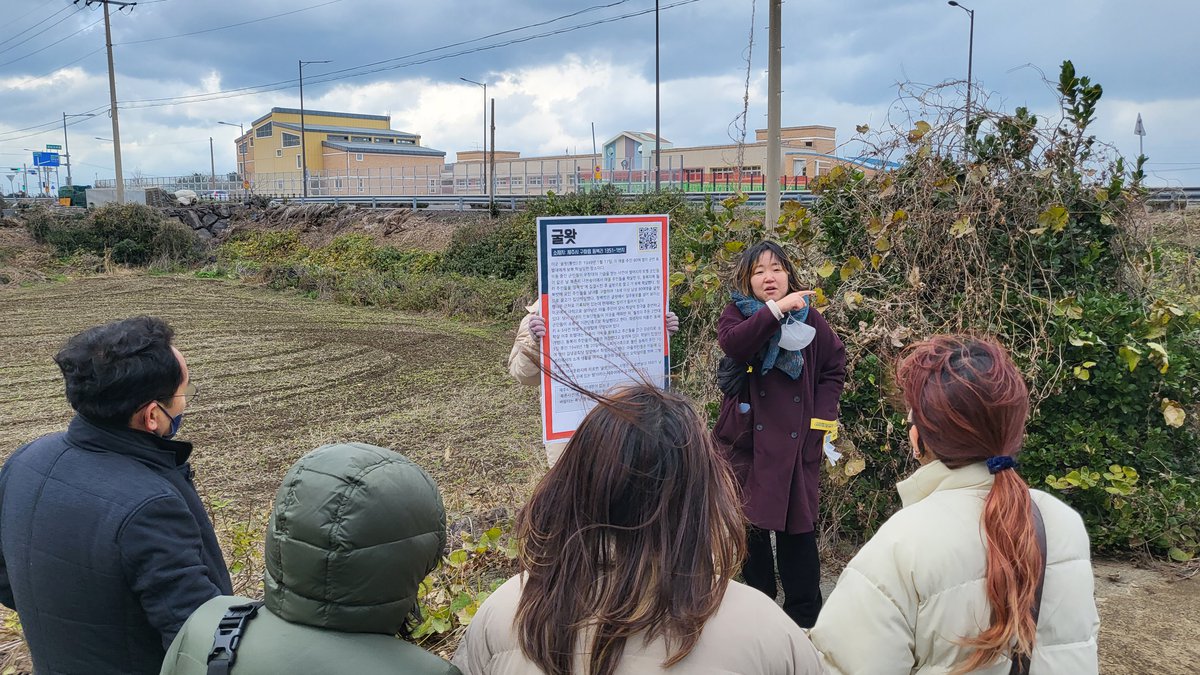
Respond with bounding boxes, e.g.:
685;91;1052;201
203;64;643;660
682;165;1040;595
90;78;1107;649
732;291;807;380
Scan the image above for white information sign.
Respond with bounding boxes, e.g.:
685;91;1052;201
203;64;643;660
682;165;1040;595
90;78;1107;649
535;214;670;444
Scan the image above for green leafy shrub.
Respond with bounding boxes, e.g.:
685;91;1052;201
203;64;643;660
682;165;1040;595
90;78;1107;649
440;218;536;281
23;205;85;244
219;231;524;320
25;202;200;266
440;186;703;283
412;525;517;644
671;61;1200;557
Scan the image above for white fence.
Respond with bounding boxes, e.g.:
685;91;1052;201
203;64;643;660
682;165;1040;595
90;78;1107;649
92;158;809;200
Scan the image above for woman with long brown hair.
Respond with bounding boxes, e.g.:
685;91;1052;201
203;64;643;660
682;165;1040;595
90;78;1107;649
810;336;1099;674
453;383;822;675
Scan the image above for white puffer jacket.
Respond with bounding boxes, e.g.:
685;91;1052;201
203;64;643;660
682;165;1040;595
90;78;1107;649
810;460;1099;675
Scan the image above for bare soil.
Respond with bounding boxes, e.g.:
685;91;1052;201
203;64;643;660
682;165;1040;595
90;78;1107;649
0;275;1196;673
1092;559;1200;674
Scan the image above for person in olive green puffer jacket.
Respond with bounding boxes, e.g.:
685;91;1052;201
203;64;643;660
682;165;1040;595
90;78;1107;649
160;442;460;675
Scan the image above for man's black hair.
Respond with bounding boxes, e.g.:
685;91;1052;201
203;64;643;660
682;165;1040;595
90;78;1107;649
53;316;183;427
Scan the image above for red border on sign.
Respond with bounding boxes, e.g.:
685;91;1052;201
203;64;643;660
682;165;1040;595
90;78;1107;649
540;215;670;442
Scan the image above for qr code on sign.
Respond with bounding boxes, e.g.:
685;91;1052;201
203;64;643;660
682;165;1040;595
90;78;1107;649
638;226;659;252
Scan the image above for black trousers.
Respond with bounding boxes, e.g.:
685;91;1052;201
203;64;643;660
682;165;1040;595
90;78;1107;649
741;527;822;628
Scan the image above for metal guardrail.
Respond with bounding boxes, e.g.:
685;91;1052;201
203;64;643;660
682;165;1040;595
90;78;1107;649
271;187;1200;210
8;187;1194;211
1146;187;1200;205
276;191;819;210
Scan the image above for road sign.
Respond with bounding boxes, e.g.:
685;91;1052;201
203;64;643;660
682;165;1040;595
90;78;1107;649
1134;113;1146;137
33;152;60;167
45;144;62;150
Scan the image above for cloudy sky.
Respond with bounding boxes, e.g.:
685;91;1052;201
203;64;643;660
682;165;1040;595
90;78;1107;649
0;0;1196;186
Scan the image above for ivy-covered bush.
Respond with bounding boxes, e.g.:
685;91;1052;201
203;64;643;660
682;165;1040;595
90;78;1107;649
25;202;200;266
671;62;1199;559
438;185;704;283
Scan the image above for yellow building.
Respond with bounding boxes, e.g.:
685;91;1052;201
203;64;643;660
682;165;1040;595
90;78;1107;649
235;108;446;196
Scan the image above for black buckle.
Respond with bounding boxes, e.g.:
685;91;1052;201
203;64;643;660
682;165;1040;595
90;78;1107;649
206;602;262;672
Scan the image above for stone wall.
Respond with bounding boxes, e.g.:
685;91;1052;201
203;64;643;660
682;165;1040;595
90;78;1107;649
161;205;238;242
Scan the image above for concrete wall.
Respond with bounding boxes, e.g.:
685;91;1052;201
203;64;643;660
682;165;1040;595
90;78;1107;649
86;188;147;206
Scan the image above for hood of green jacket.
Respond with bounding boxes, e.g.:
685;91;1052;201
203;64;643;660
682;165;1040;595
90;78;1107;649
263;442;447;634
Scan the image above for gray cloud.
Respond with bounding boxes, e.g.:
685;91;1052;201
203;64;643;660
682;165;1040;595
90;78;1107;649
1;0;1195;182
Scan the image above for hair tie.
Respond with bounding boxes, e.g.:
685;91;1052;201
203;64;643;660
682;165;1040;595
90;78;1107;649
986;455;1018;474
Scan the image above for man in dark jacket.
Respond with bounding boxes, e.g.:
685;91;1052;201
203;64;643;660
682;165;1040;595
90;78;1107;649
161;442;459;674
0;316;232;675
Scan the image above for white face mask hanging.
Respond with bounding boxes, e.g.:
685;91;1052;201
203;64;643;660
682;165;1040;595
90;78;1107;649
777;315;816;352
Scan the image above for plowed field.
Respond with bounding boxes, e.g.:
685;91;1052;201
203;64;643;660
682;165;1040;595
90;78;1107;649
0;275;544;518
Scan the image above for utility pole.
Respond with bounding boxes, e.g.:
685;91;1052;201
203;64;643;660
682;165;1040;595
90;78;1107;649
61;112;101;187
948;1;975;154
77;0;135;203
591;121;598;188
209;137;216;191
62;113;72;187
764;0;782;227
654;0;661;192
218;121;245;196
489;97;496;213
459;78;487;196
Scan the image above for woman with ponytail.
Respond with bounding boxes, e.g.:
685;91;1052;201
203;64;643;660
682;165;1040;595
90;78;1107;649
810;336;1099;674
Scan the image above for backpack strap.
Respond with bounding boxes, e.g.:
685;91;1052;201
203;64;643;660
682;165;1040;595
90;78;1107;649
1010;500;1047;675
206;601;264;675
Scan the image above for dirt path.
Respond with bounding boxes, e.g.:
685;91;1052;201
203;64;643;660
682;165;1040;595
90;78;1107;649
1093;559;1200;674
0;276;1196;672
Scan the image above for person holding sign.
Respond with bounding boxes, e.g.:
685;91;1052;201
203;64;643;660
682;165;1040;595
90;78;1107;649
712;241;846;628
508;299;679;467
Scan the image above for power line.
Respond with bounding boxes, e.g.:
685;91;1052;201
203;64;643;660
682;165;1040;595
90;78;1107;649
15;0;339;96
118;0;639;107
28;46;106;80
316;0;634;80
121;0;697;110
0;4;84;56
2;0;697;144
0;1;62;42
0;17;104;69
0;103;109;139
116;0;344;46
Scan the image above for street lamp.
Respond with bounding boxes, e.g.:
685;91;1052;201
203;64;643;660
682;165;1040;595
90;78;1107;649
298;59;331;201
92;138;114;190
218;121;246;195
62;112;97;187
460;77;487;196
654;0;661;192
947;1;975;147
21;149;40;196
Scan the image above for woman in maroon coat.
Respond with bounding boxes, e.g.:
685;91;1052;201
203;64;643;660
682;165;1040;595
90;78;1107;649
712;241;846;628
